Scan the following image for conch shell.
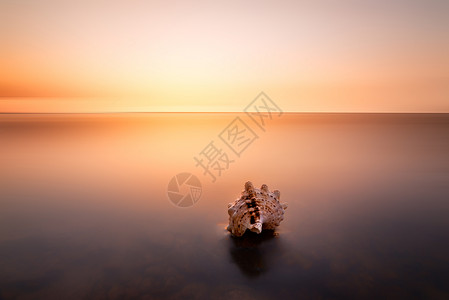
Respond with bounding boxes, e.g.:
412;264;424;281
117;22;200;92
227;181;288;237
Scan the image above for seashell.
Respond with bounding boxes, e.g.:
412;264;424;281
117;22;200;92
227;181;288;237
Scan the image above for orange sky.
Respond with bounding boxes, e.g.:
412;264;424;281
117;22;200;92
1;0;448;112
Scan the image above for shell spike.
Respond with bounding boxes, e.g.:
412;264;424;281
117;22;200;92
273;190;280;200
244;181;254;192
261;184;269;193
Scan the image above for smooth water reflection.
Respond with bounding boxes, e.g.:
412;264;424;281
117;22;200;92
228;231;280;278
0;113;448;299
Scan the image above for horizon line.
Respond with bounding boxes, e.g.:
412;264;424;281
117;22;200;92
1;111;449;115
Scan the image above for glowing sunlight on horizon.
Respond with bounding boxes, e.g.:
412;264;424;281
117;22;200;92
1;0;448;113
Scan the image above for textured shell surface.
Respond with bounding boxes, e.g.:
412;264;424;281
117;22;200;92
227;181;288;237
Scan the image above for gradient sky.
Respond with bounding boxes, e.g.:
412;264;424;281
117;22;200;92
1;0;448;112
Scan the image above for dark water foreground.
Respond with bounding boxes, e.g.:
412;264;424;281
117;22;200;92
0;113;448;299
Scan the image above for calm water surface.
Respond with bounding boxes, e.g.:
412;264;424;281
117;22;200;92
0;113;448;299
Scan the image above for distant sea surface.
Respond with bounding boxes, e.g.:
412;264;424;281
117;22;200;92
1;113;448;299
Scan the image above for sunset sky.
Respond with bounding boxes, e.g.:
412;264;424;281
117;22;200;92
1;0;448;112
